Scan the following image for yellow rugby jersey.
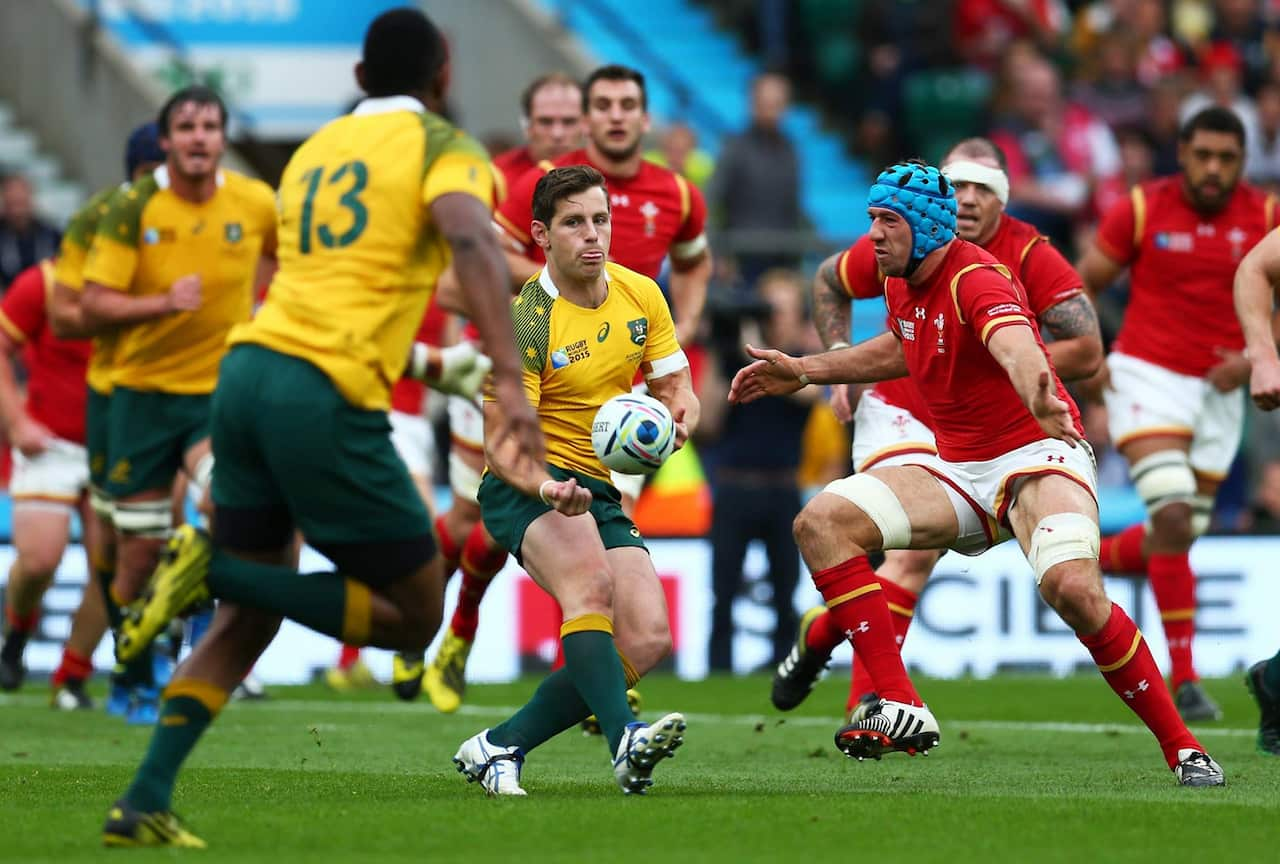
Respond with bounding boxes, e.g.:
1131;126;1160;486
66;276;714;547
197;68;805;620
231;96;493;410
82;166;276;394
495;261;685;482
55;184;123;395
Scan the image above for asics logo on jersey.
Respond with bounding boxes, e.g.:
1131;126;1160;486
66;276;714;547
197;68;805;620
597;322;611;343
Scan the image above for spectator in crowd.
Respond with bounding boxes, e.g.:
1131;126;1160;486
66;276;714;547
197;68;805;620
1209;0;1273;94
990;54;1125;250
1181;41;1262;160
1248;81;1280;190
1071;0;1188;88
645;122;715;189
1147;77;1189;175
953;0;1068;72
707;73;802;289
697;268;820;672
1115;124;1158;187
1074;29;1150;131
0;173;60;291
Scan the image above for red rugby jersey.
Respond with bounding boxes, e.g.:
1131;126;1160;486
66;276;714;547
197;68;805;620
0;262;91;444
883;240;1083;462
390;295;448;417
1095;177;1276;377
495;147;707;279
491;146;537;206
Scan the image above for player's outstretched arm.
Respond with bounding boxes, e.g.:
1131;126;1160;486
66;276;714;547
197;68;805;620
481;401;590;515
1038;294;1103;381
433;192;545;468
811;252;853;351
986;324;1081;446
80;275;200;331
729;331;907;404
1235;229;1280;410
648;366;699;449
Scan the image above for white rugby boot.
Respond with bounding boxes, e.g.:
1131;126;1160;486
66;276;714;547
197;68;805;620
452;730;527;796
613;712;686;794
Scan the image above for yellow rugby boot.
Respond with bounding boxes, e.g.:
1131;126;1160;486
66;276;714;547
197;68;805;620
117;526;212;663
102;799;206;848
424;629;473;713
391;651;425;701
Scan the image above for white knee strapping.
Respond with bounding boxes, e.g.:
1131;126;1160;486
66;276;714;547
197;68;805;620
822;473;913;549
113;498;173;538
1130;450;1195;518
186;452;214;512
1191;493;1214;538
1027;512;1099;584
449;450;483;505
89;485;114;522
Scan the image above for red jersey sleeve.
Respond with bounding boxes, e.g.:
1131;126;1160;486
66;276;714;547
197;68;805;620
0;264;47;346
835;236;884;299
953;264;1033;346
1019;237;1084;315
670;175;708;264
1094;186;1141;265
493;164;546;253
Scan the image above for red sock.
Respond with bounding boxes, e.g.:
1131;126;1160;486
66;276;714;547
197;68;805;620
51;647;93;687
1098;523;1147;574
434;514;464;581
1147;552;1198;687
848;579;918;711
804;609;843;654
811;557;920;706
4;604;38;633
1079;603;1200;768
448;522;508;641
337;644;361;670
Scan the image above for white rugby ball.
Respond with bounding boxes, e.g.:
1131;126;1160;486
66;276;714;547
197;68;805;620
591;393;676;475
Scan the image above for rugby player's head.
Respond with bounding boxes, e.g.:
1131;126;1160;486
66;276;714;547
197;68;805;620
1178;106;1246;213
357;8;449;107
125;122;165;181
866;159;956;279
521;73;583;161
582;65;649;162
942;137;1009;244
157;85;227;183
531;165;611;283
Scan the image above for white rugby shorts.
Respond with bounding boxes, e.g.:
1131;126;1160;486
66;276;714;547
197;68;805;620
1103;352;1244;478
10;437;89;511
851;390;939;472
390;410;436;480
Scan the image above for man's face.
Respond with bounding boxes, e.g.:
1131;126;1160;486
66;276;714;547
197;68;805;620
526;83;582;161
1178;128;1243;211
162;101;226;181
585;79;649;161
1;177;34;227
867;207;914;277
535;185;612;282
944;154;1004;243
752;75;790;129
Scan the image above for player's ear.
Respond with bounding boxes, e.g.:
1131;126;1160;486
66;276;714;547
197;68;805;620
531;219;549;248
354;62;366;94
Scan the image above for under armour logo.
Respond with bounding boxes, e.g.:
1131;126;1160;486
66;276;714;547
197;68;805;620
1123;679;1150;700
914;307;926;320
1047;455;1065;464
845;621;871;639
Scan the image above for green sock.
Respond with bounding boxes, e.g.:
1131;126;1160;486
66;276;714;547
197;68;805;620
207;549;359;643
560;629;635;755
488;668;590;752
1265;649;1280;695
124;694;216;812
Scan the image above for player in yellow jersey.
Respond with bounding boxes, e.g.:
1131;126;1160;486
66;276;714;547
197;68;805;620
102;9;542;847
453;165;697;796
77;86;276;727
44;124;166;718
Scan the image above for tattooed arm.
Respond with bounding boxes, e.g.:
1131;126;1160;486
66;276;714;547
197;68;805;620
811;252;853;350
1037;293;1103;381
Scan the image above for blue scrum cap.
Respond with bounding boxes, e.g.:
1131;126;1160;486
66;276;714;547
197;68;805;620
867;162;957;271
124;122;165;180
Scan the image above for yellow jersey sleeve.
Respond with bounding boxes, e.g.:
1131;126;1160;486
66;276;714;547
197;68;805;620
422;151;494;208
54;185;117;291
506;277;550;407
82;177;158;292
640;278;683;379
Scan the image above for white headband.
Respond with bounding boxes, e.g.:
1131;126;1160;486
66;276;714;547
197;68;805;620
943;160;1009;205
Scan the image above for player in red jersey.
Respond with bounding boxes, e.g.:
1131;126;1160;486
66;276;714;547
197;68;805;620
0;261;103;709
773;138;1104;719
733;161;1222;785
419;65;712;714
1077;107;1276;722
491;73;583;198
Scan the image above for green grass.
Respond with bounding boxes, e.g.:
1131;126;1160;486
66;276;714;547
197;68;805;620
2;673;1278;862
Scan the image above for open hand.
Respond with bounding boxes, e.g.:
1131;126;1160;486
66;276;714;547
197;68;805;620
1031;371;1081;447
1205;347;1251;394
728;345;808;404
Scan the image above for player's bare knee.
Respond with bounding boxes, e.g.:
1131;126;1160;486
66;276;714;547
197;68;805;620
574;567;615;618
1149;502;1194;550
1039;560;1107;629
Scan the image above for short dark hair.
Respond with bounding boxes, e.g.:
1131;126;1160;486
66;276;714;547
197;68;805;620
945;137;1008;171
1180;106;1246;147
582;64;647;112
157;85;227;136
521;72;580;119
361;8;446;98
532;165;607;225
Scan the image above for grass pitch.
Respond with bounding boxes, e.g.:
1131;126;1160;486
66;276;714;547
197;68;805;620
2;672;1277;863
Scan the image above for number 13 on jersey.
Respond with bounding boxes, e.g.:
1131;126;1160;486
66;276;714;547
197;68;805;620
297;160;369;254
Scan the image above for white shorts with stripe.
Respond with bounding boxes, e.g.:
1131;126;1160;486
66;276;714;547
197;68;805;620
851;390;938;472
1103;351;1244;479
390;410;436;480
10;438;89;512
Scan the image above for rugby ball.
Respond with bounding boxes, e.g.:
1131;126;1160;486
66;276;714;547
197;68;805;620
591;393;676;475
